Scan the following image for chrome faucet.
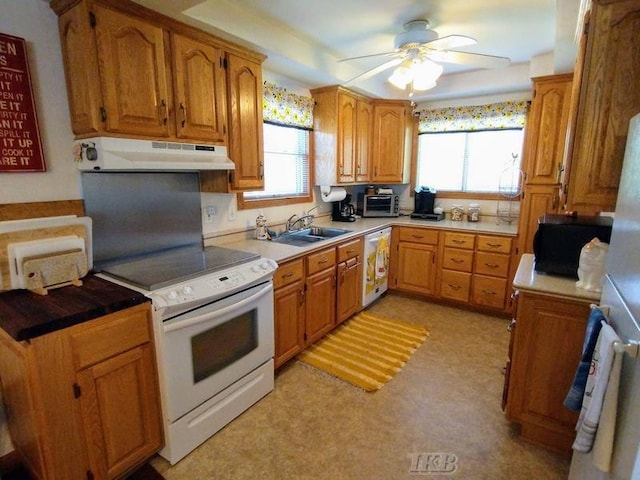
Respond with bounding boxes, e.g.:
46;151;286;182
285;213;299;232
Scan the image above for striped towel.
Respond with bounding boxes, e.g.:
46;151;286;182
572;322;621;453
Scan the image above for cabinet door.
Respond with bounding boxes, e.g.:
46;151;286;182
93;4;170;137
274;279;305;368
506;293;590;453
565;0;640;214
77;344;162;480
337;92;357;183
517;184;559;254
336;257;362;324
305;268;336;344
395;242;437;295
523;75;573;185
371;102;407;183
226;53;265;190
356;99;372;182
172;34;226;142
58;2;103;135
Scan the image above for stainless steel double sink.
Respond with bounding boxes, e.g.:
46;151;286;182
271;226;352;247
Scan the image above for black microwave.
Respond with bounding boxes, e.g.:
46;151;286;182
533;214;613;278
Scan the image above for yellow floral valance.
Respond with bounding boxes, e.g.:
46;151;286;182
263;82;314;130
418;100;529;133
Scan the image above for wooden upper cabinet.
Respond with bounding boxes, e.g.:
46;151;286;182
356;99;373;182
226;53;264;190
564;0;640;214
93;4;171;137
337;92;357;183
371;100;411;183
58;1;103;136
171;34;227;143
311;86;372;185
523;74;573;185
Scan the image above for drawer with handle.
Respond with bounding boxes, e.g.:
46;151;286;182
337;237;363;262
442;247;474;272
472;275;507;310
306;247;337;275
474;251;510;278
440;270;471;303
443;232;475;250
477;235;512;254
397;227;439;245
273;258;304;289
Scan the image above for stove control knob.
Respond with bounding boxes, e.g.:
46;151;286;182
181;285;194;296
166;291;178;302
251;265;260;273
260;262;270;270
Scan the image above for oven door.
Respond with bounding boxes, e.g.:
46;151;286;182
161;281;274;422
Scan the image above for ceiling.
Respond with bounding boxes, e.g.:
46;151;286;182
133;0;581;103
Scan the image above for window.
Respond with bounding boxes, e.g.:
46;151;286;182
415;100;529;195
417;129;524;193
240;82;314;208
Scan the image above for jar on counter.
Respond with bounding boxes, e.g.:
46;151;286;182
468;203;480;222
450;204;465;221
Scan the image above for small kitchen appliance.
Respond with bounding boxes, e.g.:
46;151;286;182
332;193;357;222
356;193;399;218
533;213;613;278
410;186;443;220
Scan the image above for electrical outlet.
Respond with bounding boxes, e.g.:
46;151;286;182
228;202;237;221
203;206;216;224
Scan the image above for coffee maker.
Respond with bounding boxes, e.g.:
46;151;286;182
332;193;356;222
411;186;443;220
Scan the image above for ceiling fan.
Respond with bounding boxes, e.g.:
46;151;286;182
341;19;511;89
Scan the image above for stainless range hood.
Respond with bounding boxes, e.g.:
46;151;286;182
75;137;235;171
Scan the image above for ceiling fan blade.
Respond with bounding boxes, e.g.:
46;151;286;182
429;50;511;69
344;57;403;84
424;34;476;51
338;50;399;62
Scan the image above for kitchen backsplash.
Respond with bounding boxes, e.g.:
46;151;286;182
201;184;519;240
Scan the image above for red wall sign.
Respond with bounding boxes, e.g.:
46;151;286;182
0;32;46;172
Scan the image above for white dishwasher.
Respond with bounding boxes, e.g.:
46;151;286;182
362;227;392;307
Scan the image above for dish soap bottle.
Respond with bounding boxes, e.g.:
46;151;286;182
256;210;268;240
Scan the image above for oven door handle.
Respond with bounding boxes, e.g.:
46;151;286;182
163;282;273;333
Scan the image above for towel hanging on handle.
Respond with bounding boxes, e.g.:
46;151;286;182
572;321;621;454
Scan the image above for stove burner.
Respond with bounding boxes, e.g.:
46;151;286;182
98;245;260;291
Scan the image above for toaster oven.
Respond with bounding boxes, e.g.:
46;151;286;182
356;193;400;217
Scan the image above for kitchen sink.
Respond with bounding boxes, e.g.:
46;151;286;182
271;227;352;247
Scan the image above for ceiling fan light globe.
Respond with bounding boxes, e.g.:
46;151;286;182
413;59;443;78
412;78;437;91
388;66;411;89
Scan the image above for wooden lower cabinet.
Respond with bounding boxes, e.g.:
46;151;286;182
336;238;363;324
274;237;366;368
505;291;591;454
0;303;162;480
273;259;305;368
305;268;336;344
390;227;515;314
391;227;439;296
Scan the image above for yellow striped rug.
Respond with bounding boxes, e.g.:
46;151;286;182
298;312;429;391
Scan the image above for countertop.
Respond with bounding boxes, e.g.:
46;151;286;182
513;254;601;303
224;216;518;264
0;274;149;341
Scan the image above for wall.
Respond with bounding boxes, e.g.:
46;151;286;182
0;0;80;205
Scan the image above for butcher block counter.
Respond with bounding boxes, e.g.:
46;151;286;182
0;276;162;480
0;273;148;340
